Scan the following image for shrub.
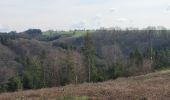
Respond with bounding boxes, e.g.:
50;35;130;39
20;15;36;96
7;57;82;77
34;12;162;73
7;76;23;92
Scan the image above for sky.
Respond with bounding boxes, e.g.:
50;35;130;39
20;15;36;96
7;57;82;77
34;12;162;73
0;0;170;32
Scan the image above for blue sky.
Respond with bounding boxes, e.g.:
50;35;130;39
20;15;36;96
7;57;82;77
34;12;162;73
0;0;170;32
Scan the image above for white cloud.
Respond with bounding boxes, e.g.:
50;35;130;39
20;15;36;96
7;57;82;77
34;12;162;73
116;18;128;22
109;8;116;12
164;5;170;12
70;14;103;30
0;24;10;32
94;14;102;20
71;21;86;30
88;14;103;29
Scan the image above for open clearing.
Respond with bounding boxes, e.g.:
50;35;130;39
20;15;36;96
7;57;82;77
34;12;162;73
0;70;170;100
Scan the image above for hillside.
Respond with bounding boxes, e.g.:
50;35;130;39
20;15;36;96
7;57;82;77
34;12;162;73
0;29;170;97
0;70;170;100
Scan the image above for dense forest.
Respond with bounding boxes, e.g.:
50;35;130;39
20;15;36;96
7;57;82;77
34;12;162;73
0;27;170;92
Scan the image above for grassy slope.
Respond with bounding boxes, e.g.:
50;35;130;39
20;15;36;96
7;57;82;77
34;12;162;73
0;70;170;100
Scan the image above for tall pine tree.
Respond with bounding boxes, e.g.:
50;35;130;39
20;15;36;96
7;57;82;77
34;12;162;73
82;32;98;82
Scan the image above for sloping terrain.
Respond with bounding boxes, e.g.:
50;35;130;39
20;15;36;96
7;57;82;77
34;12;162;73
0;43;19;85
0;70;170;100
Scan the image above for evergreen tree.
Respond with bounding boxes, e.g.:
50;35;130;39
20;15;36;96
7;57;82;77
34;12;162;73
39;50;47;88
82;32;98;82
130;48;143;66
22;71;33;89
22;57;44;89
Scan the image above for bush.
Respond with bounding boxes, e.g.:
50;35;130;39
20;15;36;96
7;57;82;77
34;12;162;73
22;72;34;89
7;76;23;92
0;84;7;93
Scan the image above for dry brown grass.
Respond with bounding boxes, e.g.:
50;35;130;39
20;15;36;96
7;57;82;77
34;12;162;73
0;70;170;100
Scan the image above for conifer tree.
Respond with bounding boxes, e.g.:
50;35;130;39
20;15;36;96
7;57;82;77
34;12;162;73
82;32;98;82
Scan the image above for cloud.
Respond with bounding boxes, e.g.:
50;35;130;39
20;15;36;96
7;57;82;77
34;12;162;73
73;0;109;5
164;5;170;12
116;18;128;22
93;14;102;20
89;20;101;29
71;21;86;30
89;14;102;29
109;8;116;12
0;24;10;32
70;14;102;30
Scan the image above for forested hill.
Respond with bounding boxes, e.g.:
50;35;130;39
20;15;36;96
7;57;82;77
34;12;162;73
0;28;170;92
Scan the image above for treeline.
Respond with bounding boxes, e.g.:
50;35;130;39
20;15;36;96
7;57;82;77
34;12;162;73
0;28;170;92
